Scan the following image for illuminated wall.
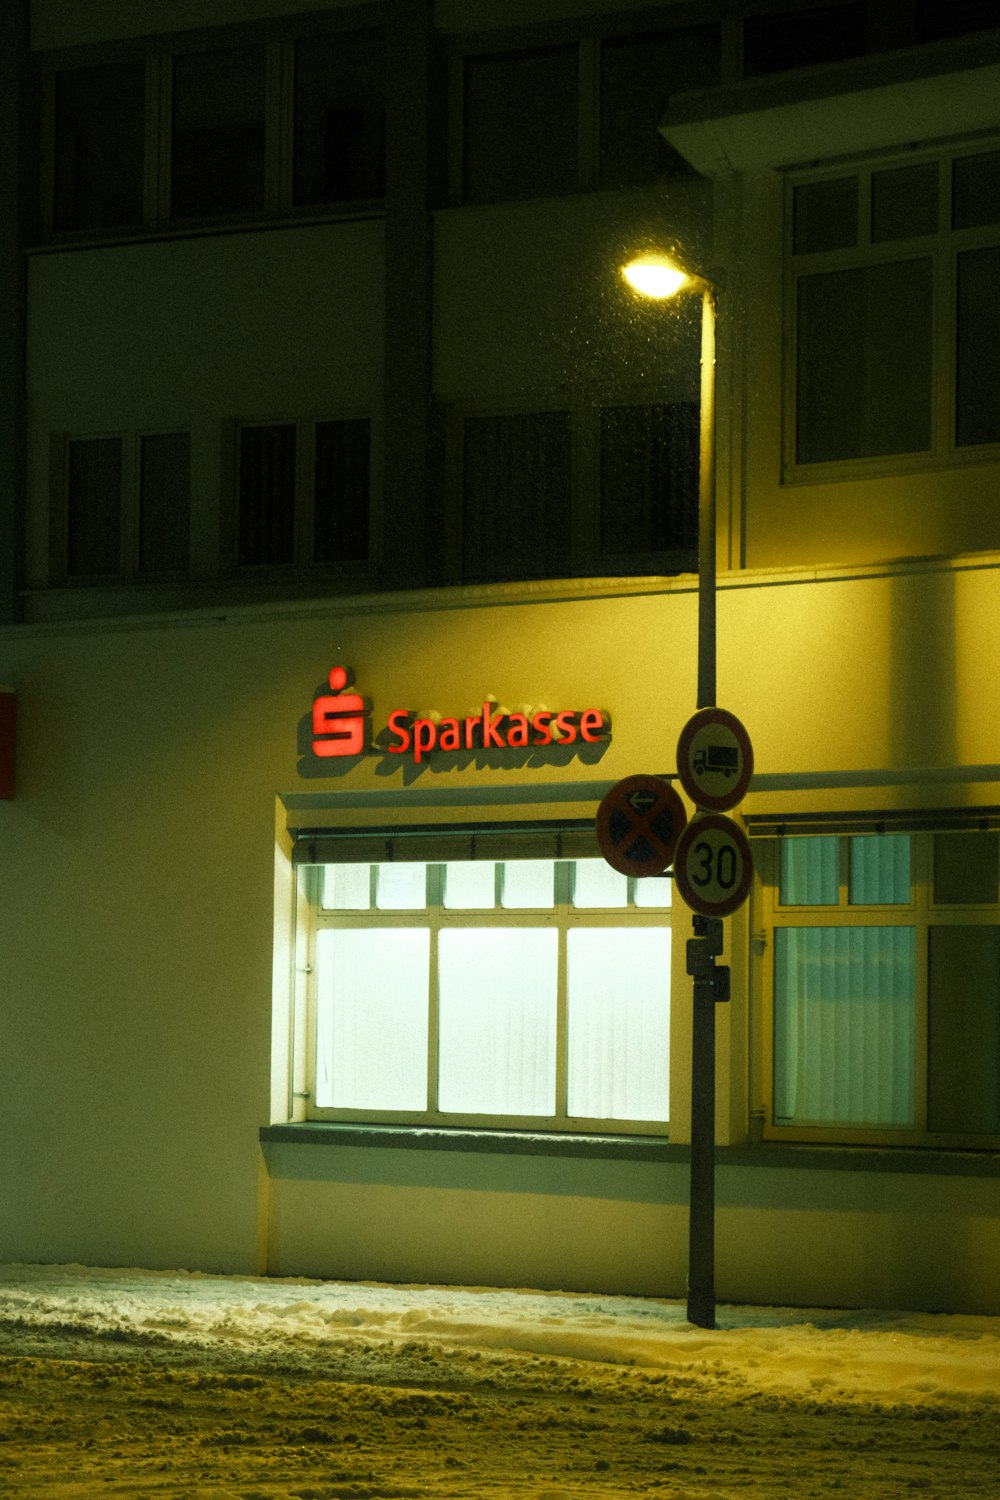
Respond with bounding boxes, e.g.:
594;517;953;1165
2;563;1000;1308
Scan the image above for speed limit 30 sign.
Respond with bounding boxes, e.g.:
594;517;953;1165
674;813;753;918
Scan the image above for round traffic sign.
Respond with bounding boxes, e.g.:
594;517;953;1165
674;813;753;918
596;774;687;878
676;707;754;812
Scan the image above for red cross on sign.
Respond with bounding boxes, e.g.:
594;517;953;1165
596;774;687;877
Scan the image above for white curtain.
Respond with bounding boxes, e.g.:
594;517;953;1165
315;928;429;1110
774;926;915;1126
438;928;557;1115
567;927;669;1121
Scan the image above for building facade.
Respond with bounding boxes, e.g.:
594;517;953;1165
2;0;1000;1313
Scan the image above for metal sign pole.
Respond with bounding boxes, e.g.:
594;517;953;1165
688;958;718;1328
688;283;718;1330
696;285;717;715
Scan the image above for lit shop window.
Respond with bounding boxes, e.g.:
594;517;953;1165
788;147;1000;468
762;830;1000;1144
304;856;672;1134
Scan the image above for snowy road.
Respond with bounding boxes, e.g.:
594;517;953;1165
0;1264;998;1497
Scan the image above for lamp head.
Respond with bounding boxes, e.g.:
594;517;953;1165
621;254;691;300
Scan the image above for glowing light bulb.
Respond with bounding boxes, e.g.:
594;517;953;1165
621;257;689;299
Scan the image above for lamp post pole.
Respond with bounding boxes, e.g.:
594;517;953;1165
620;254;721;1330
687;280;718;1330
696;284;717;714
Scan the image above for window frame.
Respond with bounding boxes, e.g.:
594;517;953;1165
34;12;386;244
230;412;376;575
757;830;1000;1149
446;14;723;207
446;396;700;586
50;427;192;584
783;141;1000;482
297;854;674;1138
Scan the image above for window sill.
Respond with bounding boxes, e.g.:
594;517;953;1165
259;1123;1000;1175
26;201;386;255
781;442;1000;488
260;1122;679;1163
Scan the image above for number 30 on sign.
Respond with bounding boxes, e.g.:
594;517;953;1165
673;813;753;919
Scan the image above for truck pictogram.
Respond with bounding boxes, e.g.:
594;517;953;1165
693;744;739;779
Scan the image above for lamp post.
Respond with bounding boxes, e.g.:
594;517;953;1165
622;252;720;1329
621;253;718;708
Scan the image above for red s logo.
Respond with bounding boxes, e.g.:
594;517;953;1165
312;666;368;758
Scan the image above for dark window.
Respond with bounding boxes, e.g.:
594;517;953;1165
463;46;578;203
462;412;571;582
238;425;295;566
934;832;999;906
599;403;699;560
599;27;720;189
53;62;145;232
293;30;385;204
952;150;1000;231
952;162;1000;446
916;0;1000;43
792;178;858;254
956;247;1000;447
796;260;933;462
742;5;867;77
139;433;190;574
928;927;1000;1134
171;46;266;219
66;437;121;577
314;419;370;564
791;155;1000;466
871;162;938;243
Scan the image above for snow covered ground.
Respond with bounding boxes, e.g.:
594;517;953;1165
1;1263;998;1498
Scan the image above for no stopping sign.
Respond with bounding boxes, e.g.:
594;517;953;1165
596;774;687;877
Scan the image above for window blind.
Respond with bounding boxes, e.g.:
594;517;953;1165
292;820;601;866
747;807;1000;839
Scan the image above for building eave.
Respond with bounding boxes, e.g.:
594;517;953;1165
660;33;1000;173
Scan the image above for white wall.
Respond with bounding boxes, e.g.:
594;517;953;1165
2;561;999;1298
262;1143;1000;1314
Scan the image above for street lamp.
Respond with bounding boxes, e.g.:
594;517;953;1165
621;250;721;1329
621;253;719;709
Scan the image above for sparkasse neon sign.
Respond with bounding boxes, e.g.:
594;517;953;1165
311;666;610;766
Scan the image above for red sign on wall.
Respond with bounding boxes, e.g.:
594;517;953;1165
308;666;611;766
311;667;368;758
